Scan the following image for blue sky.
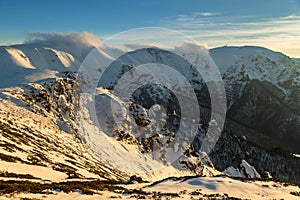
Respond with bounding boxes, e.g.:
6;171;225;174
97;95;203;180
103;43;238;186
0;0;300;57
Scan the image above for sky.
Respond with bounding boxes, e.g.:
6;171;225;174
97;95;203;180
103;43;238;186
0;0;300;57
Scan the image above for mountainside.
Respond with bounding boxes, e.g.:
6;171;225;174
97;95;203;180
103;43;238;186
210;46;300;153
0;41;299;199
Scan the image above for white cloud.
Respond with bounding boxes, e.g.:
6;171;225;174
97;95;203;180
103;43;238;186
197;12;214;17
26;32;104;60
27;32;103;48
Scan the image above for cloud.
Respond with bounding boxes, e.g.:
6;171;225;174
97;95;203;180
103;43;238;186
26;32;104;60
27;32;103;47
197;12;214;17
172;12;217;20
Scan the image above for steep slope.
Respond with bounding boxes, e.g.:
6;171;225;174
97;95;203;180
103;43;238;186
0;97;125;181
0;74;127;181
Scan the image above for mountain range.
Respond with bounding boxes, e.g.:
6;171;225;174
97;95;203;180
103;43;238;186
0;35;299;199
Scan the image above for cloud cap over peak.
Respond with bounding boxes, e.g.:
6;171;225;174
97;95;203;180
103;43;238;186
26;32;104;61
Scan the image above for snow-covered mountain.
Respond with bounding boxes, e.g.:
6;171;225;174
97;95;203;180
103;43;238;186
0;35;299;199
0;45;80;88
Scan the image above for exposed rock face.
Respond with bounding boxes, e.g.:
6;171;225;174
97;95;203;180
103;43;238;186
179;151;217;176
223;160;261;179
129;103;151;127
2;72;81;134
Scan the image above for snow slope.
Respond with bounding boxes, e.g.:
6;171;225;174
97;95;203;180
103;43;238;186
143;176;300;200
0;45;81;88
1;176;299;200
210;46;299;97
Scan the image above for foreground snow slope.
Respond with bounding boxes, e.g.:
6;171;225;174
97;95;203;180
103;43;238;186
142;176;300;200
0;176;299;200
